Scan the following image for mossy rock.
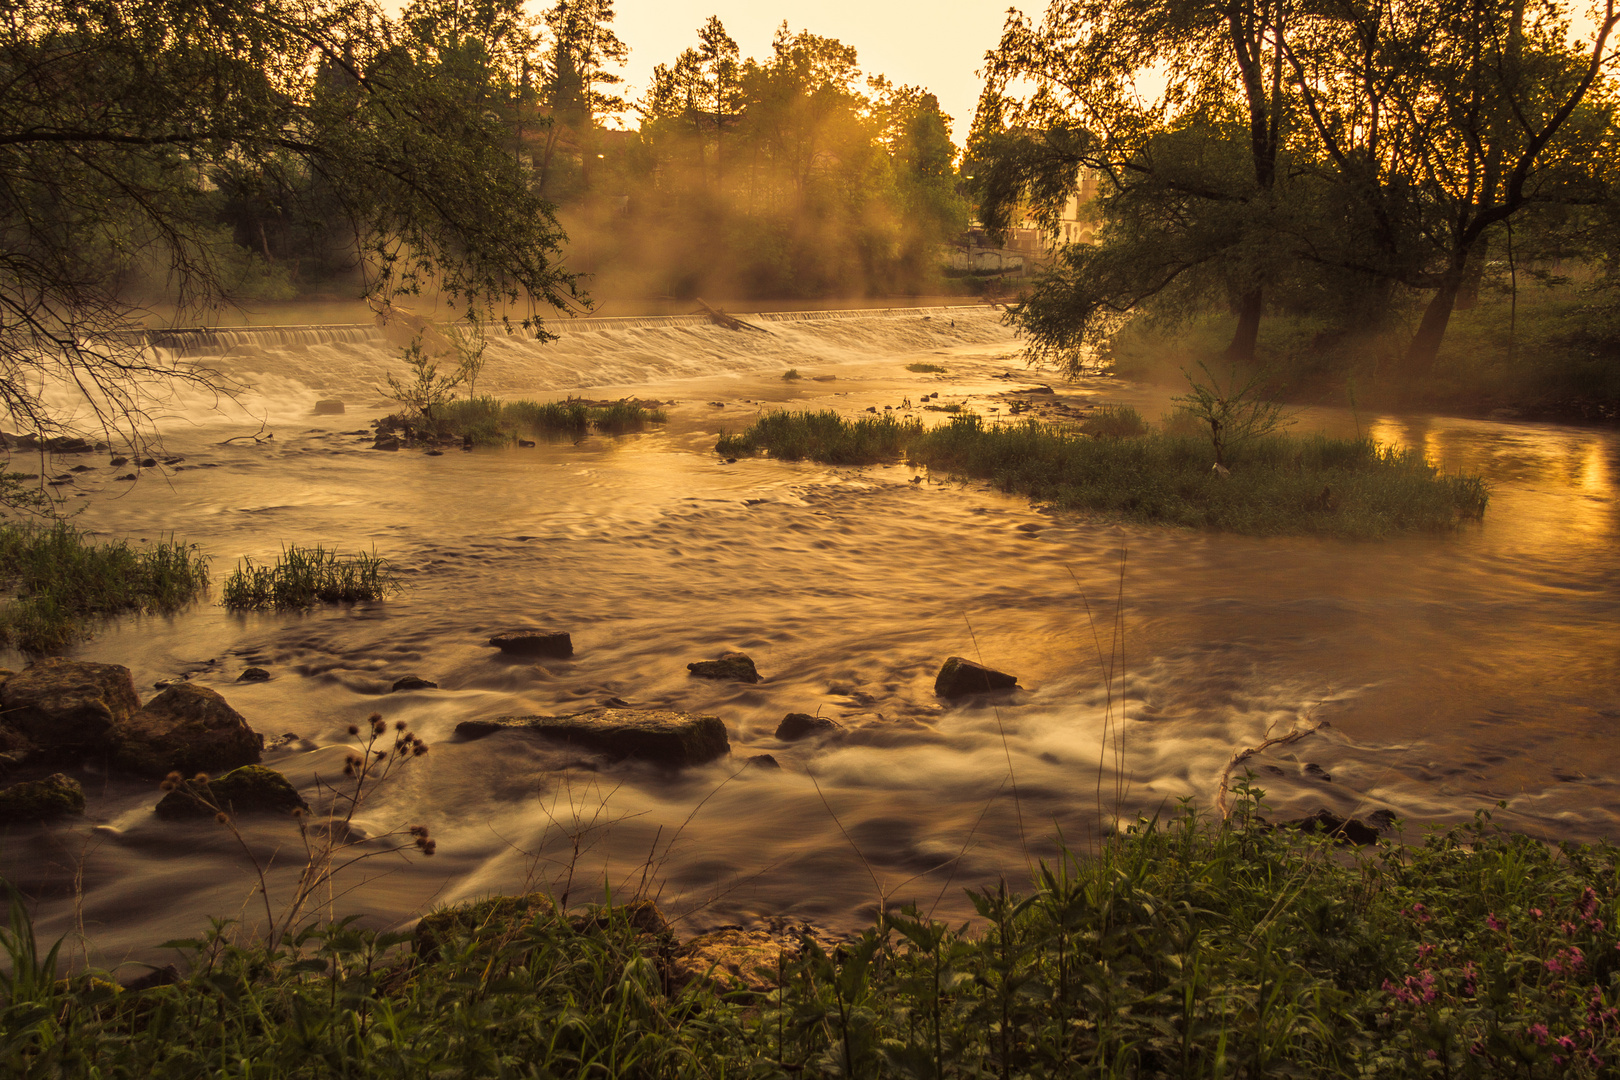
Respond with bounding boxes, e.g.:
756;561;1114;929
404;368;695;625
154;765;307;820
415;893;557;960
0;773;85;823
113;683;263;778
455;709;730;767
2;658;140;757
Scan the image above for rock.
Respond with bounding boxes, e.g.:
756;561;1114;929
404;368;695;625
154;765;306;820
114;473;136;481
1366;808;1399;833
570;899;672;941
112;683;262;778
312;399;345;415
488;629;574;658
415;892;556;960
2;659;140;758
672;929;788;992
108;456;128;467
120;964;182;991
687;652;760;684
1284;809;1380;846
775;713;840;741
747;754;781;769
43;436;93;454
138;457;157;468
517;439;536;448
264;732;306;752
391;675;439;692
455;708;730;767
372;436;401;451
933;657;1019;699
1303;762;1332;782
0;773;85;823
236;667;270;683
69;464;93;473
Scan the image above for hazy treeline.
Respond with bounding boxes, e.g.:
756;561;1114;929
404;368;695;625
971;0;1620;407
183;1;970;305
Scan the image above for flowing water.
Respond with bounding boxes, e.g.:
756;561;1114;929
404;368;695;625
2;305;1617;967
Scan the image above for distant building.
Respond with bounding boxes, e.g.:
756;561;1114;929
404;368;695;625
949;167;1101;279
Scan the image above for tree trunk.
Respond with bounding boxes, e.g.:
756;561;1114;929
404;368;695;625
1224;288;1263;364
1454;237;1489;310
1404;270;1465;375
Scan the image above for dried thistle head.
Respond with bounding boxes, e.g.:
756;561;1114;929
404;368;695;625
347;724;360;736
412;743;429;756
193;772;210;783
164;771;183;785
371;719;386;736
214;812;229;825
394;720;407;731
408;825;428;838
159;779;176;792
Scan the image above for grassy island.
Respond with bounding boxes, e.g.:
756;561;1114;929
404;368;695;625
377;396;667;448
717;411;1488;538
4;788;1617;1077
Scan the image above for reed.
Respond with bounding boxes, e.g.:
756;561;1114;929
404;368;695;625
0;522;208;652
718;410;1489;537
221;545;398;610
391;396;667;447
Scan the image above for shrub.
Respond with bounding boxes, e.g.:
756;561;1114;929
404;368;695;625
222;546;398;610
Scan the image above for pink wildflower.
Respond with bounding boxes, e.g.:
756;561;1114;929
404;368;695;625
1486;913;1505;932
1529;1024;1550;1046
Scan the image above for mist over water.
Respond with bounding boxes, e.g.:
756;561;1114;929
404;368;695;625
3;306;1617;966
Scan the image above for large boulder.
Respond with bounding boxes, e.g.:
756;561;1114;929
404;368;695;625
1283;809;1381;846
154;765;306;820
0;773;85;824
488;629;574;658
456;708;730;767
934;657;1019;699
2;659;140;757
112;683;263;777
687;652;760;683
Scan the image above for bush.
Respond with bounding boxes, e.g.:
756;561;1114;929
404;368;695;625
379;397;666;446
0;522;208;652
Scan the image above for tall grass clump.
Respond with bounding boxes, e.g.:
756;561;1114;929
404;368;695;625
0;521;208;652
9;784;1620;1078
381;396;667;446
222;546;398;610
719;410;1487;537
907;362;947;373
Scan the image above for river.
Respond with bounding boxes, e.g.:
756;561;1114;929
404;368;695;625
2;304;1616;967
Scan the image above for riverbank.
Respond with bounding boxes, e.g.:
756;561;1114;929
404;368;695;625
1105;296;1620;427
8;793;1617;1078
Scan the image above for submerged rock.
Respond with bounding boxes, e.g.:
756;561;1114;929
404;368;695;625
455;708;730;767
312;399;345;415
775;713;840;741
0;773;85;823
236;667;270;683
2;659;141;758
415;892;556;960
488;629;574;658
154;765;306;820
933;656;1019;699
391;675;439;692
113;683;263;777
687;652;760;683
1283;809;1380;846
747;754;781;770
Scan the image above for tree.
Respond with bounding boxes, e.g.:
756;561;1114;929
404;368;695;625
1286;0;1620;373
974;0;1302;366
539;0;628;193
0;0;576;457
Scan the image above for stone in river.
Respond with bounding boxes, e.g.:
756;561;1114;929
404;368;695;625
1283;808;1380;846
236;667;270;682
0;773;85;824
2;658;141;758
775;713;840;741
313;399;345;415
154;765;307;820
392;675;439;691
687;652;760;683
455;708;730;767
933;656;1019;699
112;683;263;778
488;629;574;658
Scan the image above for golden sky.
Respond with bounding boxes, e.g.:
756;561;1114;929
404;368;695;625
611;0;1021;137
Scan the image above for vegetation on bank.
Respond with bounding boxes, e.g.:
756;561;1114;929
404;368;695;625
716;410;1488;537
0;522;208;653
221;546;397;611
7;787;1620;1077
1105;295;1620;420
376;396;667;448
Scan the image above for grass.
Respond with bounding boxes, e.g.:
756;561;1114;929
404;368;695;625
907;362;947;373
782;369;802;380
221;546;399;610
381;396;668;447
717;410;1488;537
0;521;209;653
8;784;1620;1077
